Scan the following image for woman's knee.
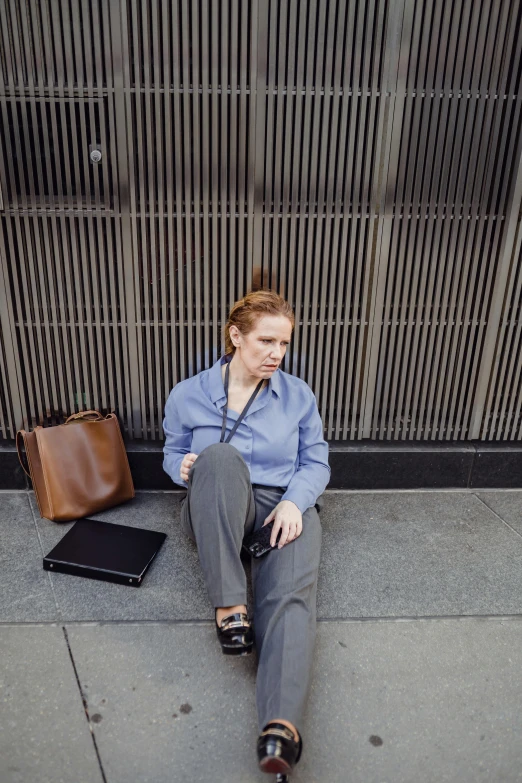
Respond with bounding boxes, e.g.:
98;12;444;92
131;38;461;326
190;442;249;478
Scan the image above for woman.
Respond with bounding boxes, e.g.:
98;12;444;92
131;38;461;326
163;290;330;780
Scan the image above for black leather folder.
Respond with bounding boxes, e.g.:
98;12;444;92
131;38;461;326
43;518;167;587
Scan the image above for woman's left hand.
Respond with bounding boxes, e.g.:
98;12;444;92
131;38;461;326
263;500;303;549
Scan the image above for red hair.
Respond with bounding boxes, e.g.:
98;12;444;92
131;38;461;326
223;290;295;355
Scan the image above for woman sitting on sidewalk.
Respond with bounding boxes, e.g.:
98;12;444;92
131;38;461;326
163;289;330;780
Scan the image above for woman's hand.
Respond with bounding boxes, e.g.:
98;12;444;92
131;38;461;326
263;500;302;549
180;453;198;482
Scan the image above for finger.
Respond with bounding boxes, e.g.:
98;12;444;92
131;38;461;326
263;509;276;527
292;520;302;538
278;521;291;549
286;524;298;543
270;520;282;548
287;521;300;544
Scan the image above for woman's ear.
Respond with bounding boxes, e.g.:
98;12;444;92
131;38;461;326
229;325;241;347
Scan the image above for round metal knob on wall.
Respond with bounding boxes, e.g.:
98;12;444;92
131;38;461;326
90;149;102;163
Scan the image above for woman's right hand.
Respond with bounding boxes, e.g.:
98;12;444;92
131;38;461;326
180;453;198;482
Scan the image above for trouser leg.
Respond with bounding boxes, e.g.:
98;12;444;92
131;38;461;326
251;488;322;733
180;442;256;608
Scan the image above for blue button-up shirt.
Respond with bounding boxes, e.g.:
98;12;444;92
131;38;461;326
163;355;331;514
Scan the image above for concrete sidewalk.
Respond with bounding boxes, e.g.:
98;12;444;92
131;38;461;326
1;488;522;783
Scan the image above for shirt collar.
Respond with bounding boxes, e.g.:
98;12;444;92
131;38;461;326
208;356;229;403
208;354;281;403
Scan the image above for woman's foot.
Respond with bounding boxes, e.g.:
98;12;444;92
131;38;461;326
257;720;303;776
215;604;253;656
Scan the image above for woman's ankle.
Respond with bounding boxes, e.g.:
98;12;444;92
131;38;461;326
266;718;299;743
215;604;247;625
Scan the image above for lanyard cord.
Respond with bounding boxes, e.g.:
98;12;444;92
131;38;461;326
219;361;265;444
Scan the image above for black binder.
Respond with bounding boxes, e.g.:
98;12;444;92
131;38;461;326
43;518;167;587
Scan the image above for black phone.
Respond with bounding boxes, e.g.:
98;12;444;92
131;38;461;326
242;521;282;558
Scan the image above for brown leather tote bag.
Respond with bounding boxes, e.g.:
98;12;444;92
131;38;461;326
16;411;135;522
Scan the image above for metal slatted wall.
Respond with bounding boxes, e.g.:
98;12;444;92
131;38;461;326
118;0;257;439
253;0;391;439
0;0;522;442
368;0;522;439
0;0;133;434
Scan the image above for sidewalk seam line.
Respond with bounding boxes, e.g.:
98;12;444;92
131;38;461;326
62;625;108;783
4;487;522;495
467;446;477;488
129;488;486;495
472;493;522;541
1;614;521;627
26;490;62;619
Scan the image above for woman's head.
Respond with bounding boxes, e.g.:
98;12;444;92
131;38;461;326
224;290;295;378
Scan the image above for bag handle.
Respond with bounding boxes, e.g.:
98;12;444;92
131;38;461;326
17;412;108;477
65;410;104;424
16;430;31;476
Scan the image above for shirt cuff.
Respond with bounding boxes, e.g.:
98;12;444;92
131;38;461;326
280;490;310;515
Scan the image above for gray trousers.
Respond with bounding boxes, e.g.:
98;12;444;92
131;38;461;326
180;442;322;733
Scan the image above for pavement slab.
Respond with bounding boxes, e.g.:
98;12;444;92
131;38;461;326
0;625;103;783
67;617;522;783
30;491;237;622
24;490;522;622
309;617;522;783
67;623;261;783
0;493;58;622
318;491;522;617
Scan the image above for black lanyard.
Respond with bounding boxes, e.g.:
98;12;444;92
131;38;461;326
219;361;265;444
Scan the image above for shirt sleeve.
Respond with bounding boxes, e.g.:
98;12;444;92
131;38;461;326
281;390;331;514
162;388;192;488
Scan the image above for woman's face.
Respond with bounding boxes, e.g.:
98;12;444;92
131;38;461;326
230;314;293;379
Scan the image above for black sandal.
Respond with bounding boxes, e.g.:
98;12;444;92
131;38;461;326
257;721;303;777
215;610;253;656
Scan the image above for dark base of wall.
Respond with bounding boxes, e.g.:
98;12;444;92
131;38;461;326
3;440;522;491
